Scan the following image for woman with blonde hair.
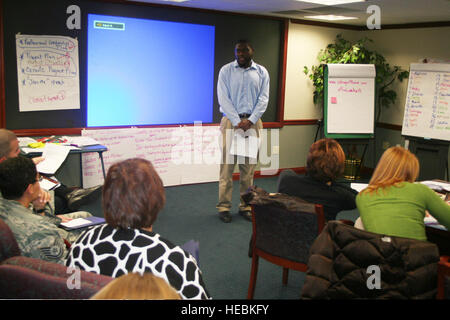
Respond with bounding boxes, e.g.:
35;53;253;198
91;272;181;300
356;146;450;241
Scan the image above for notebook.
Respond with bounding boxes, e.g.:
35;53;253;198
60;216;105;230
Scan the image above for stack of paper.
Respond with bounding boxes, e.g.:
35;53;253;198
420;180;450;192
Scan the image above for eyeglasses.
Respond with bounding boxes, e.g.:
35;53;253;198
36;175;43;183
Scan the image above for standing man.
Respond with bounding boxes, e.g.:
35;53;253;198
216;40;270;223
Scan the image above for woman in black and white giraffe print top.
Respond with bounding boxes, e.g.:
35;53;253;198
65;158;210;300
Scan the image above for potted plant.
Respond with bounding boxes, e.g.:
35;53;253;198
304;33;409;123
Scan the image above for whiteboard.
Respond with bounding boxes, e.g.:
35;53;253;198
401;63;450;142
325;64;375;137
81;126;221;188
15;34;80;112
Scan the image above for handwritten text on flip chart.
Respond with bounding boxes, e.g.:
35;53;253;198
327;78;375;134
16;34;80;112
402;69;450;141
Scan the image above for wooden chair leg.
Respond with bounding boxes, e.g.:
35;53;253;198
247;254;259;299
282;267;289;285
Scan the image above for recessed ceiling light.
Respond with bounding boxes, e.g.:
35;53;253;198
297;0;365;5
304;14;358;21
160;0;190;3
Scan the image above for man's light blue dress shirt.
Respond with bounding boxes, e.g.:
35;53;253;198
217;60;270;127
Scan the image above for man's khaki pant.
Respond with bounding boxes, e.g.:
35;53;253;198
216;116;262;213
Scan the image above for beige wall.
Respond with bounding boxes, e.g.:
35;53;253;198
361;27;450;125
284;22;360;120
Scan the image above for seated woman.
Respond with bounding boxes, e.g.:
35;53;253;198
66;158;210;300
356;146;450;241
277;138;357;221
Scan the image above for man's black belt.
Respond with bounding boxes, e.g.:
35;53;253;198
239;113;251;118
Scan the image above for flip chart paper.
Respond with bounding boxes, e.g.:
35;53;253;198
326;64;375;134
16;34;80;111
402;63;450;141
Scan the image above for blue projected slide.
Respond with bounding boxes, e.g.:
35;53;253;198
87;14;215;127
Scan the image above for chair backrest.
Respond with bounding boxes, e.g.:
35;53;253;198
302;221;440;299
0;256;113;299
0;218;21;262
437;256;450;299
250;193;325;265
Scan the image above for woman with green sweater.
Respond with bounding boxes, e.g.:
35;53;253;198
356;146;450;241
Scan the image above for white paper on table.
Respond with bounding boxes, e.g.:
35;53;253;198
36;144;71;175
420;180;450;192
229;129;259;159
20;147;38;154
17;137;38;147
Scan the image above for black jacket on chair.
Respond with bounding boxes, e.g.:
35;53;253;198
301;221;440;299
277;171;357;221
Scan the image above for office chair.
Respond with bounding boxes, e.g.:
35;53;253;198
437;255;450;299
244;188;325;299
0;217;112;299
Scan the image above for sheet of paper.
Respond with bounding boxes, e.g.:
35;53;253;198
39;178;60;191
229;129;259;159
20;147;38;154
36;144;71;175
350;183;368;193
424;216;447;230
17;137;38;147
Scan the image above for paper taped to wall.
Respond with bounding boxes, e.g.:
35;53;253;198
16;34;80;112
